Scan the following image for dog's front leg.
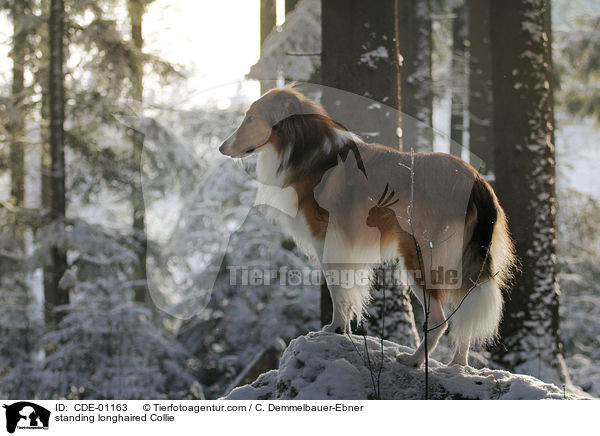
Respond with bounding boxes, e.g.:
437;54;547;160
320;263;371;334
321;265;351;334
322;300;351;334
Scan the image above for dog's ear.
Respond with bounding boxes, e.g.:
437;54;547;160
280;95;294;110
278;93;300;118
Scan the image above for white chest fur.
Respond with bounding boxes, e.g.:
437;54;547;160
254;145;322;261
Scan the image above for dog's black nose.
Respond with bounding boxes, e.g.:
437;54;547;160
219;135;233;155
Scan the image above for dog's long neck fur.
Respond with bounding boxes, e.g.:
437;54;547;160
255;110;364;244
258;111;365;184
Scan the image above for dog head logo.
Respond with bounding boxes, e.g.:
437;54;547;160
3;402;50;434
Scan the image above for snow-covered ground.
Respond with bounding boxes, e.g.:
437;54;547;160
224;332;588;400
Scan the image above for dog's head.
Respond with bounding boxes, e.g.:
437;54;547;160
219;86;328;158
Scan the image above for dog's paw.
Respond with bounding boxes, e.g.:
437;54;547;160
321;323;340;334
396;352;424;368
321;322;348;334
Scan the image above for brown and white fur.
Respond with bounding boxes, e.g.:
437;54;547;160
219;86;515;367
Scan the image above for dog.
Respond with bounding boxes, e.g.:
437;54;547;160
219;86;515;367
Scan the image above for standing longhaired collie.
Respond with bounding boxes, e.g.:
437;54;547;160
219;86;515;367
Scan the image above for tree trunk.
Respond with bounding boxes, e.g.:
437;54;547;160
39;1;51;212
321;0;401;147
489;0;568;385
260;0;277;46
450;4;467;158
398;0;433;152
40;0;53;329
467;0;494;178
127;0;150;305
364;262;418;347
45;0;68;330
321;0;416;344
285;0;299;16
9;1;27;209
260;0;277;94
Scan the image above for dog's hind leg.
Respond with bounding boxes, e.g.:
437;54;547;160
447;280;503;366
396;289;447;367
449;334;471;366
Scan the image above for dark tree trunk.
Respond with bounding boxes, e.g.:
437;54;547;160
321;0;401;147
127;0;149;305
39;9;51;213
489;0;568;385
467;0;494;178
260;0;277;94
285;0;299;15
260;0;277;46
40;0;53;328
398;0;433;152
45;0;68;329
321;0;416;344
450;3;467;158
364;262;418;347
320;282;333;327
9;1;27;208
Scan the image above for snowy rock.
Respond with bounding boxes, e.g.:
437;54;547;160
224;332;587;400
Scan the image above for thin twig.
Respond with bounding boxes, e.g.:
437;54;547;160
406;148;430;399
345;331;378;399
346;331;366;362
362;335;379;399
426;261;498;332
285;51;321;56
377;286;386;398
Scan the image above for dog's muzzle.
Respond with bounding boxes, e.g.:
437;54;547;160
219;134;260;158
219;134;236;156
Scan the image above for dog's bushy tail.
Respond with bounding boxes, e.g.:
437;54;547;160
450;175;515;344
467;175;515;290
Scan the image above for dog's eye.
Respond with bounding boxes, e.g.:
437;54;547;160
246;116;254;123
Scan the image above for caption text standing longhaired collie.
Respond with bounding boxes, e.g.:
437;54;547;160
219;86;515;367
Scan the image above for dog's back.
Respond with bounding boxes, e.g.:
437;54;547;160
317;142;513;284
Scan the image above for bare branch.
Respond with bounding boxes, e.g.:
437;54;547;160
285;51;321;56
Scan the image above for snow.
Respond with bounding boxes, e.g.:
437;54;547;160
359;46;390;69
1;0;599;402
224;332;588;400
